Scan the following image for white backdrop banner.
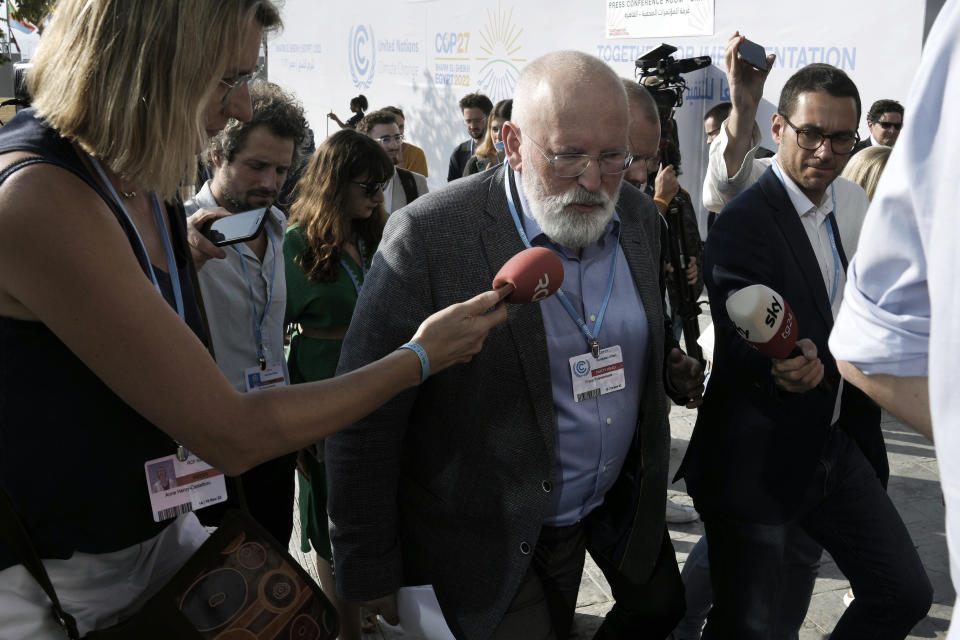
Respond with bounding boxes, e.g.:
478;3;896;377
269;0;925;234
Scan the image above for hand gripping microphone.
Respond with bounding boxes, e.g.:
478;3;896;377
492;247;564;304
725;284;799;358
726;284;834;395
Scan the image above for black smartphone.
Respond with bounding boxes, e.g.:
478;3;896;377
737;38;769;72
200;207;268;247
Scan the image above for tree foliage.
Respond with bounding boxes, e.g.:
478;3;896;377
10;0;54;35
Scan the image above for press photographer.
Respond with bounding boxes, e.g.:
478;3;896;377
635;44;707;361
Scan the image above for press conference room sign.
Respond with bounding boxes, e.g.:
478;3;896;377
606;0;715;38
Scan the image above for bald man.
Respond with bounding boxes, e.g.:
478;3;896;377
326;51;702;639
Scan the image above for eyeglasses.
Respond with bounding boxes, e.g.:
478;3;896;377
778;113;860;155
705;126;721;142
876;121;903;131
219;66;260;103
375;134;404;146
352;180;389;197
526;135;632;178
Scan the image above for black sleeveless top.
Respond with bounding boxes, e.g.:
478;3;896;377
0;110;207;570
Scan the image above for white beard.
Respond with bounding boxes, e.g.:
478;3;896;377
521;169;616;249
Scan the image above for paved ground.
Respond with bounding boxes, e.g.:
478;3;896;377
290;401;953;639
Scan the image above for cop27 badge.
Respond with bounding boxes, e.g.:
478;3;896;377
144;453;227;522
568;345;626;403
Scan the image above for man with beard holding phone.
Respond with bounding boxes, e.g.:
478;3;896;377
184;80;308;542
326;51;704;640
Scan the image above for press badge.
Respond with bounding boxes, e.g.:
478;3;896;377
144;453;227;522
568;345;626;402
243;363;287;392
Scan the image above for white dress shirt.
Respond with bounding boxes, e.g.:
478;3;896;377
830;4;960;633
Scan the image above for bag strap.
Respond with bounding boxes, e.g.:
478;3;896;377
397;167;420;205
0;487;81;639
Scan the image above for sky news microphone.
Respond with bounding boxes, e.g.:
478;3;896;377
493;247;563;304
725;284;799;358
726;284;833;395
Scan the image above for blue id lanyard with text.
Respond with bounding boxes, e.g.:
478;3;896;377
234;225;279;369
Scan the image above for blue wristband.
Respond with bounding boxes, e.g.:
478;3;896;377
397;342;430;384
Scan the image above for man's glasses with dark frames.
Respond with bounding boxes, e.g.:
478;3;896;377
352;180;389;197
876;121;903;131
778;113;860;155
525;135;633;178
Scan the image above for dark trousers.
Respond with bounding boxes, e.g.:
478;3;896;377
492;522;685;639
701;429;931;640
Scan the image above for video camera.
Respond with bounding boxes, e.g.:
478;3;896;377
634;44;710;363
635;43;710;112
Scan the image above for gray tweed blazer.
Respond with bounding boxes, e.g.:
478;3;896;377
326;164;672;640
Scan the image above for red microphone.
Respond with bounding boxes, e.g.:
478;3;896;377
725;284;799;359
492;247;564;304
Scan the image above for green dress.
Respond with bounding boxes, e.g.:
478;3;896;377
283;223;369;559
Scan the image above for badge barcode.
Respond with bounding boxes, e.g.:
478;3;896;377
576;388;602;402
158;502;193;521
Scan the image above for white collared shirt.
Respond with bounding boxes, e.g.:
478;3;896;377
383;168;397;214
185;182;289;392
773;159;846;319
830;3;960;630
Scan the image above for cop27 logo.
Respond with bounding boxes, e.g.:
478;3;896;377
574;359;591;378
349;24;376;90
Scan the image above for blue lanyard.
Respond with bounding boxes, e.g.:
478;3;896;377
234;225;279;369
87;155;184;319
504;166;619;358
339;240;366;296
771;161;841;306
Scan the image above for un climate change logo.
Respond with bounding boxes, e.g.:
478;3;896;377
349;24;376;90
574;360;591;378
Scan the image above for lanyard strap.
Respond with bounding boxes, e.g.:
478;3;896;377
234;225;279;369
504;166;619;357
339;240;367;296
771;161;841;306
87;155;184;319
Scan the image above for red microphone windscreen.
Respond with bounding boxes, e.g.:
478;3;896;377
725;284;799;359
492;247;564;304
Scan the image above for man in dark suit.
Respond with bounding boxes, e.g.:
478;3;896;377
327;51;704;640
447;92;492;182
851;98;904;155
678;63;931;638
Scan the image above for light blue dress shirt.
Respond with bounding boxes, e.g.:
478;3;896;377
514;179;650;526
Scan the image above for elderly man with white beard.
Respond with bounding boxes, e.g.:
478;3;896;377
326;50;704;640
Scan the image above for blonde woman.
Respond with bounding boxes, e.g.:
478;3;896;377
0;1;505;636
841;144;892;201
463;99;512;176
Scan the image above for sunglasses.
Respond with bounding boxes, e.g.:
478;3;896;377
876;121;903;130
352;180;388;197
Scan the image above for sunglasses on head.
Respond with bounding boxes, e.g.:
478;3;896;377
877;121;903;130
352;180;388;197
